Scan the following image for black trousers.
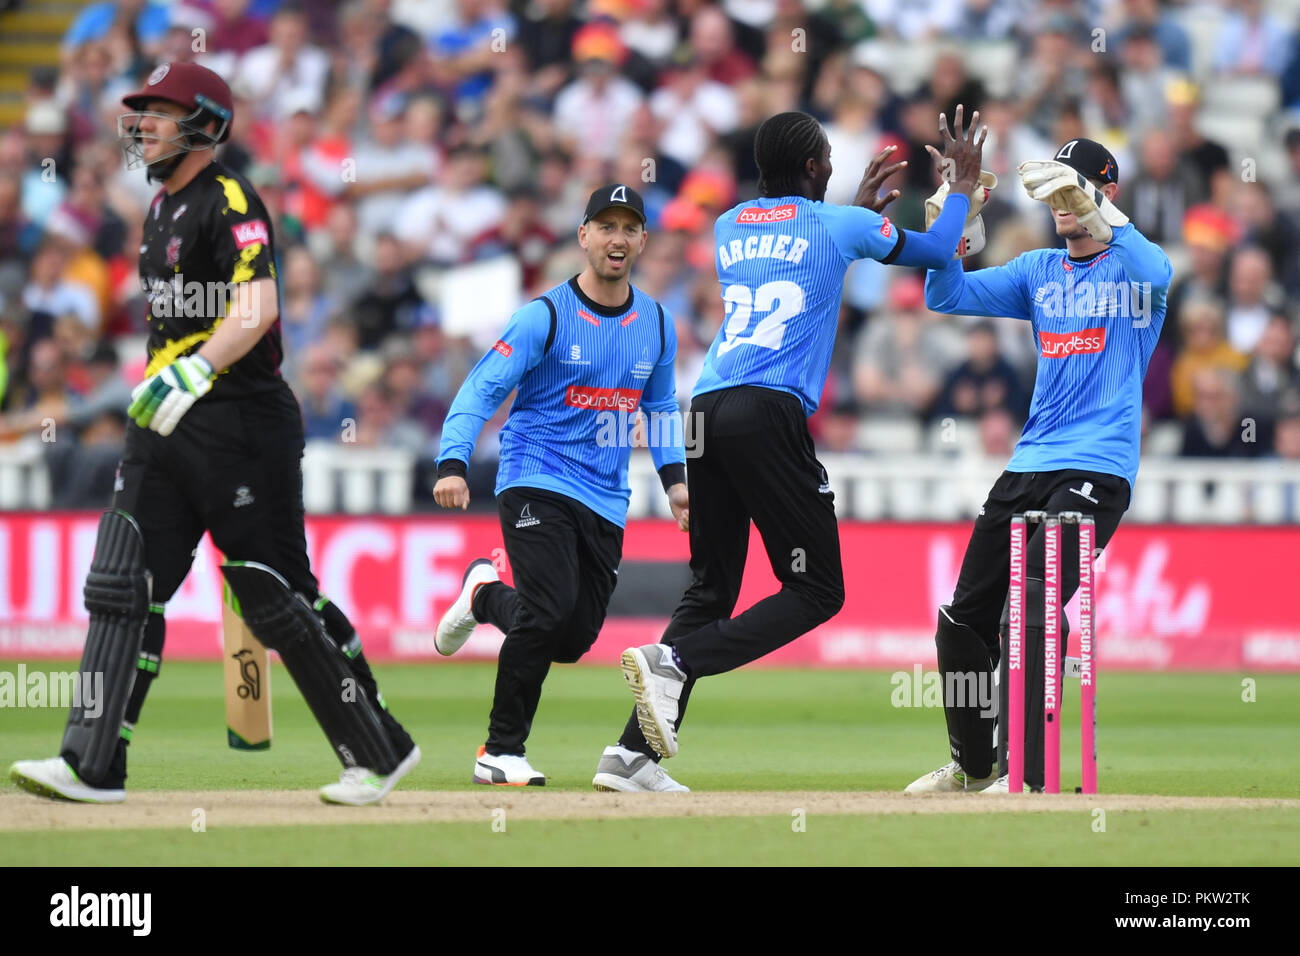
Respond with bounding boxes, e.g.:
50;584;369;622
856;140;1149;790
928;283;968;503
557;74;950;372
86;383;411;785
474;486;623;755
618;386;845;758
950;469;1130;655
949;468;1130;783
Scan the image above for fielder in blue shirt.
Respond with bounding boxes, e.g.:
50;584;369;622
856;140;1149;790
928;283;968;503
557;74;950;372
906;136;1173;794
611;109;989;784
431;184;690;791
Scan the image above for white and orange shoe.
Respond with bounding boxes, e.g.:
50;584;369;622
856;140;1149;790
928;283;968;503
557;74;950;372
435;558;498;656
472;746;545;787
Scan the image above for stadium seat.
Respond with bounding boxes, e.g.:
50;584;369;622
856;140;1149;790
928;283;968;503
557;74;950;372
963;42;1018;100
858;416;923;454
1201;78;1280;120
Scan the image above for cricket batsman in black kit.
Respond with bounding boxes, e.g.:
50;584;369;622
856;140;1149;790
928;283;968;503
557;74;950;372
613;110;989;779
904;135;1172;793
432;185;690;791
8;62;419;806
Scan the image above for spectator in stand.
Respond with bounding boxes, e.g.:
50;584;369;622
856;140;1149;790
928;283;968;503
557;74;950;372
297;343;358;442
1239;313;1300;433
1016;14;1089;141
1118;23;1181;142
1272;390;1300;460
1225;246;1284;354
279;245;335;374
1081;63;1130;152
348;90;438;240
852;275;963;419
351;233;425;350
518;0;583;103
1166;205;1237;339
429;0;517;117
1213;0;1292;78
0;339;72;441
1126;127;1195;246
313;202;370;310
552;22;644;162
22;240;97;340
352;379;427;455
1170;298;1248;418
290;85;360;237
1165;79;1230;203
0;170;40;263
236;2;332;122
1116;0;1192;72
977;406;1018;458
864;0;961;40
651;52;740;172
927;48;987;129
1180;366;1260;458
467;187;558;294
204;0;271;56
689;4;757;85
380;335;447;436
61;0;169;67
621;0;680;67
1234;182;1300;297
21;101;72;229
931;320;1030;425
395;144;506;265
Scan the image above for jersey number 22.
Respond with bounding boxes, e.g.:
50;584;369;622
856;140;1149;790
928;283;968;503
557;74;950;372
717;281;805;356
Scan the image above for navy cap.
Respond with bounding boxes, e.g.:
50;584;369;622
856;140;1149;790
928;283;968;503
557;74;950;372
1053;138;1119;185
583;183;646;225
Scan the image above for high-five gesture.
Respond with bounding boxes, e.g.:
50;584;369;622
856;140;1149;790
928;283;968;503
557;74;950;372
852;144;908;213
924;104;986;196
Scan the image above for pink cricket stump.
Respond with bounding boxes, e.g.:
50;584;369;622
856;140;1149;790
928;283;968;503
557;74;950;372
1007;516;1026;794
1079;517;1098;794
1043;515;1061;794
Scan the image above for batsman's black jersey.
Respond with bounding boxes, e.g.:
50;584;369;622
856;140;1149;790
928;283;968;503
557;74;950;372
139;160;282;398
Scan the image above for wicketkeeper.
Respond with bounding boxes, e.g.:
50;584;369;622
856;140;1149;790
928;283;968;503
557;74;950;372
905;135;1172;793
9;63;419;806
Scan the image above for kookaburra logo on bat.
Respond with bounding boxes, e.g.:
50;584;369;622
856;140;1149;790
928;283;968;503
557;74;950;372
233;648;261;700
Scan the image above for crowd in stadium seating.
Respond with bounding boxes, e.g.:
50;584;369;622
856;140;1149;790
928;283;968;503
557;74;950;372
2;0;1300;508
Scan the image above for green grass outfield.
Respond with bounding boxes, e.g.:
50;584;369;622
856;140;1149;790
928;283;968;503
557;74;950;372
2;661;1298;865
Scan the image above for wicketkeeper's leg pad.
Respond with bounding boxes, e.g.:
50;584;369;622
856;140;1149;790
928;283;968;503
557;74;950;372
935;605;998;778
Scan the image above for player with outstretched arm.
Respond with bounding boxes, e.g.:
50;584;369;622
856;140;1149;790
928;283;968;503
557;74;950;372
611;108;988;784
905;136;1172;793
432;185;691;791
9;63;419;806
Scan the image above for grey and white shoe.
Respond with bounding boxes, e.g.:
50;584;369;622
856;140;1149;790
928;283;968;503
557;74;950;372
592;746;689;792
9;757;126;803
621;644;686;759
473;746;545;786
435;558;498;656
904;760;1000;793
320;745;421;805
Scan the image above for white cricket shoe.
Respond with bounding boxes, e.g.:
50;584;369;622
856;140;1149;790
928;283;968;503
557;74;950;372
435;558;498;656
320;745;421;806
980;774;1012;794
621;644;686;759
904;760;1000;793
592;746;689;792
9;757;126;803
473;746;545;786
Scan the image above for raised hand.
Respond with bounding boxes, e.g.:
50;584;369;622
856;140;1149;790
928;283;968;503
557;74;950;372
852;144;908;213
925;104;986;196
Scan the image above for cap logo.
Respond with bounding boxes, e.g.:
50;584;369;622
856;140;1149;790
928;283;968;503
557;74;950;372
147;63;170;86
610;185;627;202
1056;139;1078;160
1100;159;1114;178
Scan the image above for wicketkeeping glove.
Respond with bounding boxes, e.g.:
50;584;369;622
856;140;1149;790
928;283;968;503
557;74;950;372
925;170;997;259
1017;160;1129;243
128;354;216;436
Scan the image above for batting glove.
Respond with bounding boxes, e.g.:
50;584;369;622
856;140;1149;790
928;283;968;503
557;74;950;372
1017;160;1129;243
925;170;996;258
128;354;216;436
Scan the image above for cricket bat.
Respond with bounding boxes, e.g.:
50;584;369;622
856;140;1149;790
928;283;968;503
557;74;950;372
222;578;272;750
